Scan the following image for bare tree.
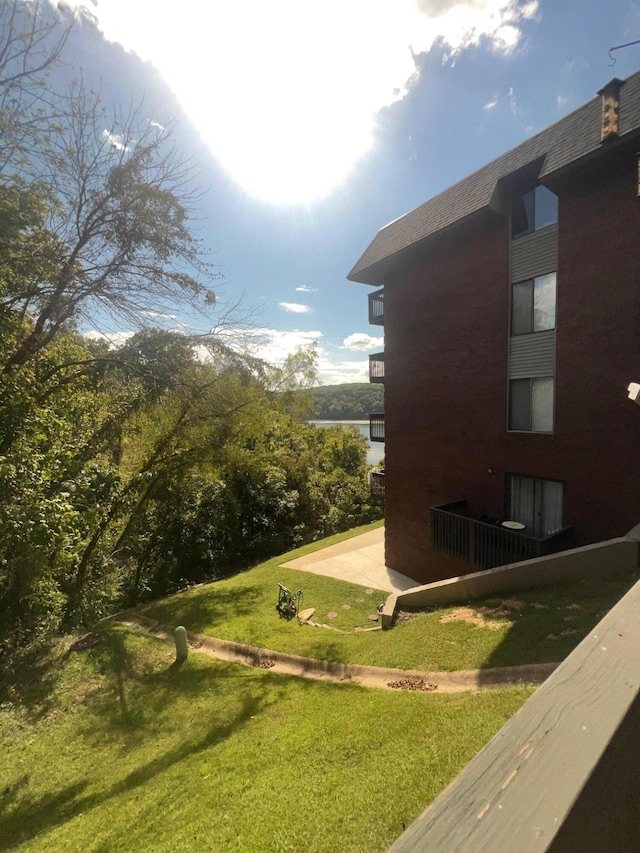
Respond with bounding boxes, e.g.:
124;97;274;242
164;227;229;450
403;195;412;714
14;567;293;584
0;0;77;171
0;0;74;93
1;82;221;372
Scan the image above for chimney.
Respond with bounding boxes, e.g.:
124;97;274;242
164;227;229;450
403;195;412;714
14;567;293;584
597;78;625;141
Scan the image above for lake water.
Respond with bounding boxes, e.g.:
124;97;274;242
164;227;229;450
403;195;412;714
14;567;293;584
309;420;385;467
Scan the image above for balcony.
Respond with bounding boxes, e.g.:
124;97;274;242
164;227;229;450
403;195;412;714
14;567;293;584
368;288;384;326
369;470;385;503
368;352;385;383
369;413;385;442
430;499;574;570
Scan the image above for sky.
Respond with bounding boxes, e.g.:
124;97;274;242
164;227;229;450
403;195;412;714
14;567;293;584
52;0;640;383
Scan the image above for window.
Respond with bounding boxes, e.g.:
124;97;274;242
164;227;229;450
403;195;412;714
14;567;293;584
506;474;563;537
512;185;558;239
509;377;554;432
511;272;556;335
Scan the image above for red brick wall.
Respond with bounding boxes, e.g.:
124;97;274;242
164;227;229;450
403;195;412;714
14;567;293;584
384;147;640;584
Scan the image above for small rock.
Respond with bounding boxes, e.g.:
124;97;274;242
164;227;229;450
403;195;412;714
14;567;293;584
356;597;365;603
342;604;351;610
327;611;338;619
365;588;375;595
368;614;379;622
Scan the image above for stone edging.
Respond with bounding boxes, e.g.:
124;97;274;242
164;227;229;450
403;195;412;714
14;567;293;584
115;611;558;693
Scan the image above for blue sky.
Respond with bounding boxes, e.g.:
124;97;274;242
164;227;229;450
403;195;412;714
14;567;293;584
59;0;640;383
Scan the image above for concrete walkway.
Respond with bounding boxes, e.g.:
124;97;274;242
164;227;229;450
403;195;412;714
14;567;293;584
281;527;417;594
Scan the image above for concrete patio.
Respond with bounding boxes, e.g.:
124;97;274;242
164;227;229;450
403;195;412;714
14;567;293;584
280;526;416;593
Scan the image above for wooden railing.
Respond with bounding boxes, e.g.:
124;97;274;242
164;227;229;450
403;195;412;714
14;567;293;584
430;500;574;569
369;352;385;383
368;288;384;325
369;413;385;442
389;570;640;852
370;470;385;503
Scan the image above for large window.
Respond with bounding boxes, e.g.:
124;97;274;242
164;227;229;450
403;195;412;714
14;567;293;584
512;185;558;239
509;377;554;432
506;474;563;537
511;272;556;335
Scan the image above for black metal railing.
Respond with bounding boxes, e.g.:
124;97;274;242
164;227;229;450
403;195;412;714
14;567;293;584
369;413;385;442
369;352;385;383
368;288;384;325
430;500;574;569
370;470;385;503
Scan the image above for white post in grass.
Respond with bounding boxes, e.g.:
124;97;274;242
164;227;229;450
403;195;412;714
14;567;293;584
174;626;188;664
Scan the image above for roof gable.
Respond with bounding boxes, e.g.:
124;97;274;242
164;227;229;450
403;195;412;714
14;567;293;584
348;70;640;285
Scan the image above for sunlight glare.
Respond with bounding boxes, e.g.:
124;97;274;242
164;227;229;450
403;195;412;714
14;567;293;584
66;0;538;204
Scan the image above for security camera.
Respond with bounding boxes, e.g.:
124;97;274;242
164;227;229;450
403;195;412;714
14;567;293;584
627;382;640;404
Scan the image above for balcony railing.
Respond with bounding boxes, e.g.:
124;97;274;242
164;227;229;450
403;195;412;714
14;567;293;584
430;500;574;569
368;288;384;326
368;352;384;383
369;470;385;503
369;413;385;442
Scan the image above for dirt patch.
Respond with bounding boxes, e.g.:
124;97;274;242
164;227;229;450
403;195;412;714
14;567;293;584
251;657;275;669
387;678;437;692
440;607;509;631
396;610;419;624
501;599;525;610
546;628;581;640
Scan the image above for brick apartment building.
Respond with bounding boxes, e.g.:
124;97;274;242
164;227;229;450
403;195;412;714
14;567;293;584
349;72;640;586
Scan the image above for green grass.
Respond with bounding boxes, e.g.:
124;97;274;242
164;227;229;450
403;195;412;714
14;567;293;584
0;624;531;852
140;528;636;671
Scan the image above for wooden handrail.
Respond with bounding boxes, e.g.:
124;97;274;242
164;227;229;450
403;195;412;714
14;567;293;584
389;572;640;852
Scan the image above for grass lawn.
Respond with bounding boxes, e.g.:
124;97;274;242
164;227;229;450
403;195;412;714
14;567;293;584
140;525;636;672
0;624;532;853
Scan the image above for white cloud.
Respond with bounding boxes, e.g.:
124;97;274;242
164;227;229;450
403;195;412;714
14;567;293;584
483;98;498;110
317;356;369;385
237;328;367;384
295;285;318;293
508;86;518;114
102;129;130;151
556;94;569;108
84;329;135;348
67;0;540;204
279;302;311;314
343;333;384;351
149;119;165;130
140;309;177;320
248;328;323;364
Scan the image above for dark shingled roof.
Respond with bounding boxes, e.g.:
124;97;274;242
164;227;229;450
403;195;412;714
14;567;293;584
348;70;640;285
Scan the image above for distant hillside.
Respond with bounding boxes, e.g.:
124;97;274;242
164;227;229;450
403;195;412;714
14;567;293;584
308;383;384;420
